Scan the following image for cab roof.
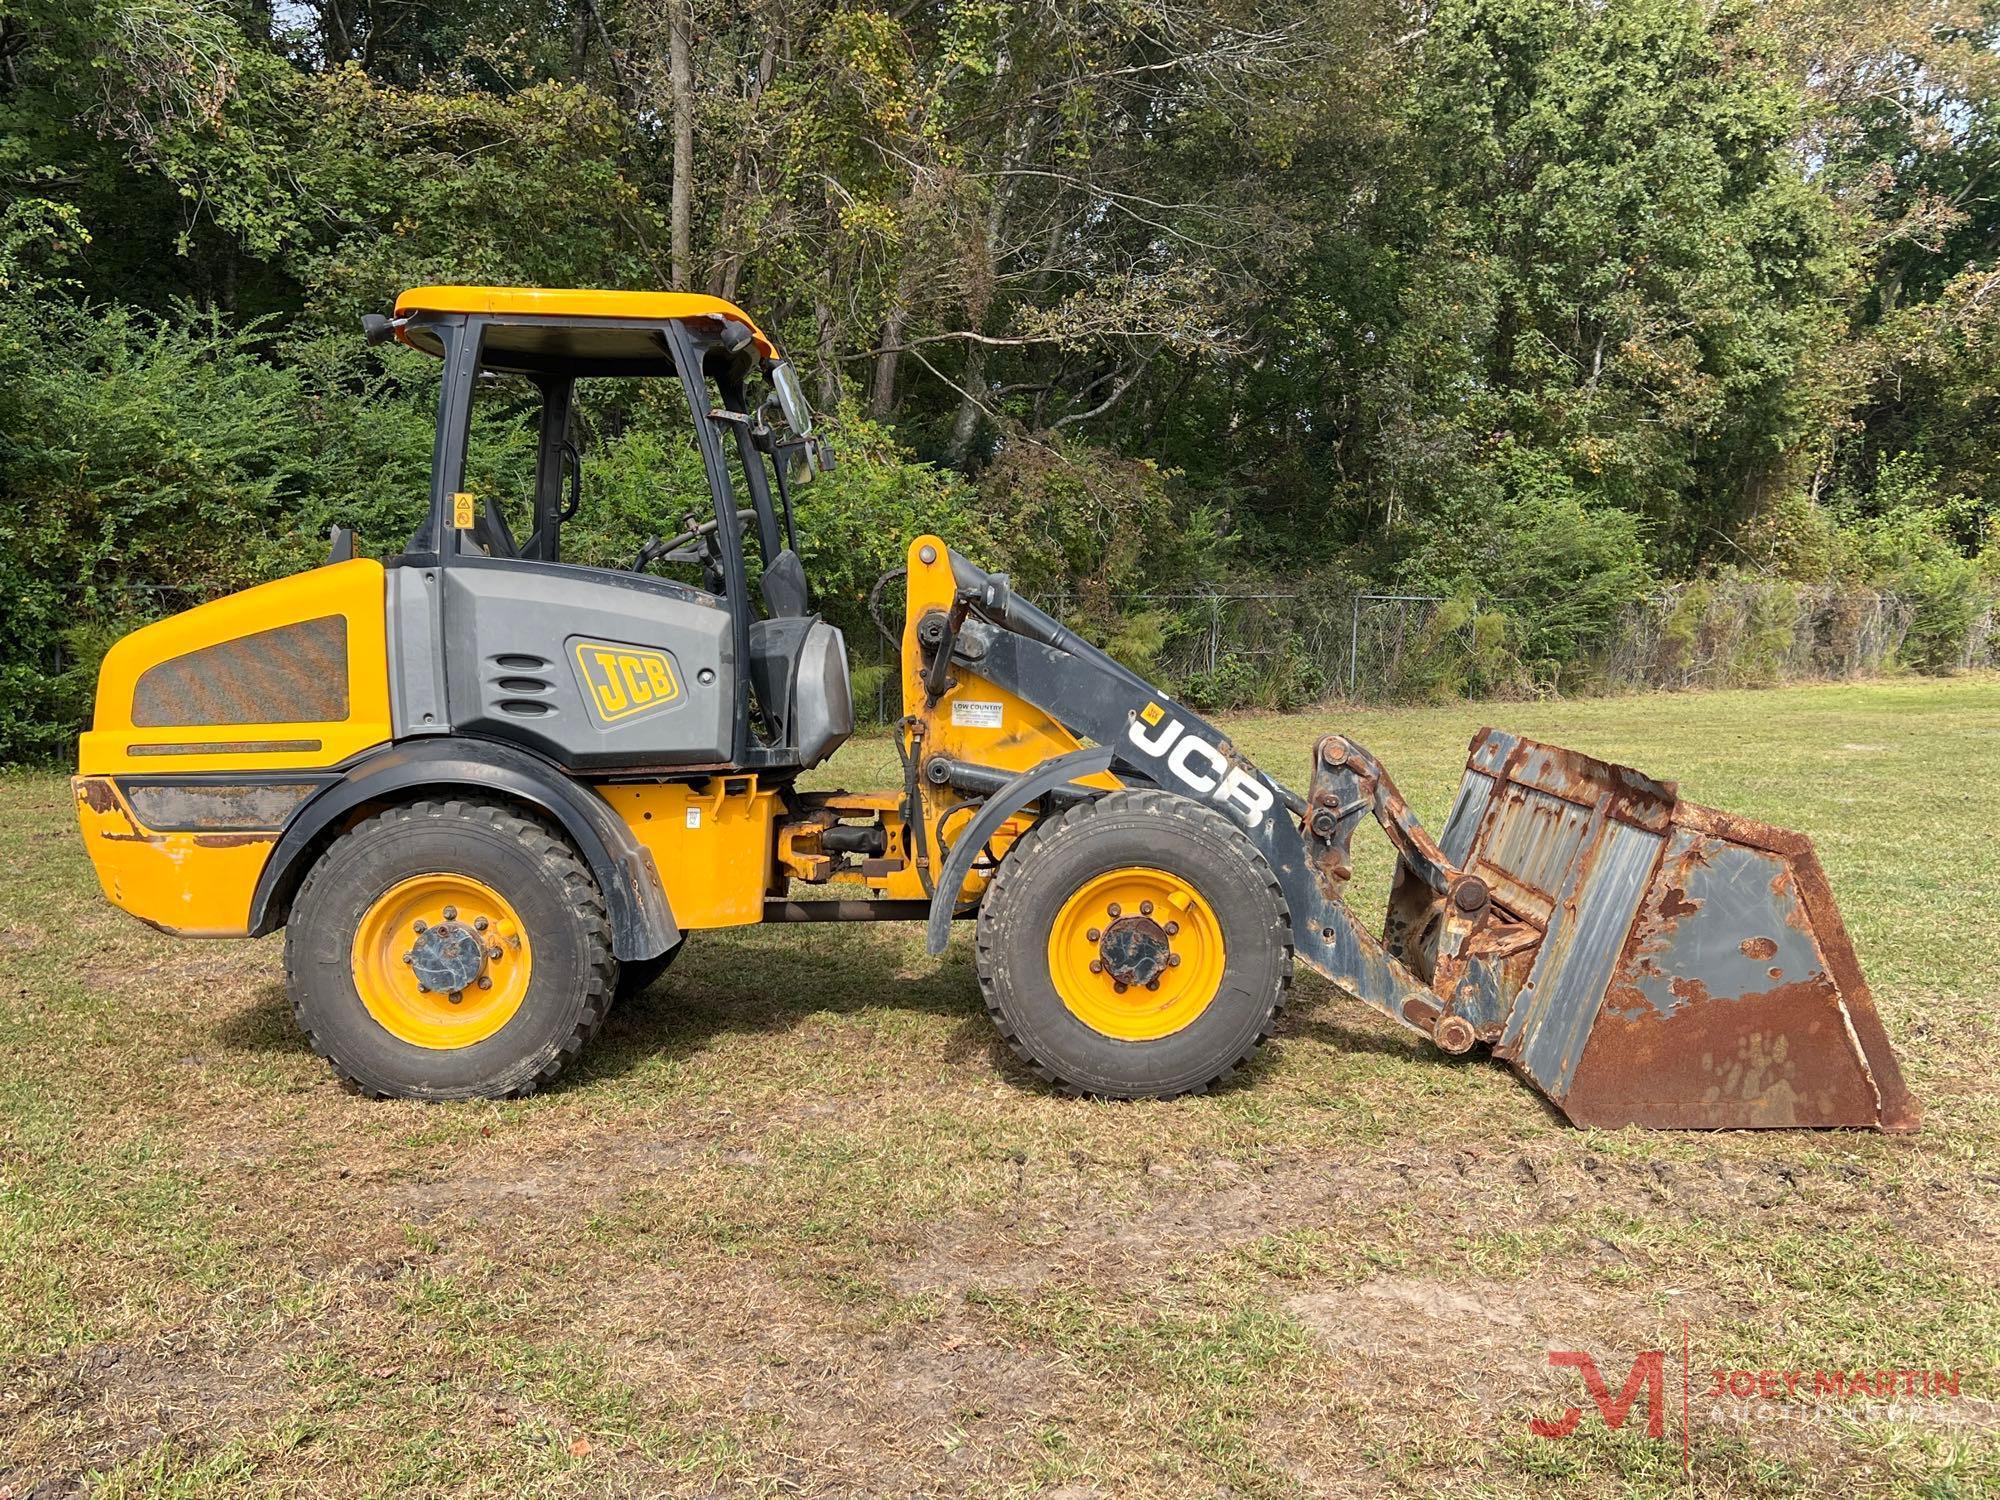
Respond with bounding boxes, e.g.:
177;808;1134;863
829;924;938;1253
393;285;779;364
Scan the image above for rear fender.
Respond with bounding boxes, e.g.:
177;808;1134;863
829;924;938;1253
248;736;679;961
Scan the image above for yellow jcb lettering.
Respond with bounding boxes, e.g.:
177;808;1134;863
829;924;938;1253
620;656;652;706
643;655;678;702
592;652;628;713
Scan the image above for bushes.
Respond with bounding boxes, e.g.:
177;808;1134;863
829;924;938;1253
1382;596;1526;704
785;413;991;634
1388;443;1655;694
3;282;1994;765
0;298;325;760
1607;573;1815;689
0;293;1002;759
1858;508;1990;673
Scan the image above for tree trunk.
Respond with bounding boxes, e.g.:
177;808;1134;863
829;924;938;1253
946;340;988;463
869;304;905;417
710;38;778;299
814;296;841;409
945;88;1035;456
320;0;356;64
668;0;694;288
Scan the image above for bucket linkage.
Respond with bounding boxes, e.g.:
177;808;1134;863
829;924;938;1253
1301;729;1918;1131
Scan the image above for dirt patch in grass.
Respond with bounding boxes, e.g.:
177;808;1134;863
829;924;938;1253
2;1335;289;1491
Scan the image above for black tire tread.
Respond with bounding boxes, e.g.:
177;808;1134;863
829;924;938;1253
614;944;680;1002
973;788;1293;1098
282;798;616;1100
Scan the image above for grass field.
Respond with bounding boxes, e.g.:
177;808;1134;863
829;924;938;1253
2;676;1997;1498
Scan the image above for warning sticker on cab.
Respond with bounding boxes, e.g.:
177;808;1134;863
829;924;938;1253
950;699;1005;729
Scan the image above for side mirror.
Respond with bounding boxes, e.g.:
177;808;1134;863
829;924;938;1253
769;359;814;436
361;313;393;347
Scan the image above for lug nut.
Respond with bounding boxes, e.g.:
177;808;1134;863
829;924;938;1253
413;919;427;933
488;946;503;961
416;983;429;993
1089;959;1103;974
1165;921;1179;936
1086;927;1101;943
1169;953;1182;967
474;916;489;931
478;976;492;990
1114;981;1129;994
402;952;414;965
1107;902;1121;918
442;905;457;920
1146;979;1160;991
448;990;463;1005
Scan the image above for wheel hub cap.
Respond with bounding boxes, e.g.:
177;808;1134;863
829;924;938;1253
408;921;487;995
350;873;534;1049
1098;915;1172;988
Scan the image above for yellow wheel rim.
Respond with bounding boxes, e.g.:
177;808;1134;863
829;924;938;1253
350;873;533;1049
1047;866;1226;1041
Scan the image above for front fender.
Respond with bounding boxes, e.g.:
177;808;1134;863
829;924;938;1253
248;736;679;961
923;745;1116;956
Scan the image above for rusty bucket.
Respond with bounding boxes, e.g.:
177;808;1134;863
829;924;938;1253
1407;730;1918;1130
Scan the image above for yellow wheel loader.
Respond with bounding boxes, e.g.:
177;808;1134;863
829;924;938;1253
72;286;1918;1128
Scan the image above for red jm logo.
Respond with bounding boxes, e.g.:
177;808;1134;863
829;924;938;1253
1531;1350;1667;1440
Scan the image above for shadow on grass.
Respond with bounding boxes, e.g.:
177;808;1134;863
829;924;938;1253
208;920;1029;1092
215;983;304;1053
1281;1002;1437;1062
585;922;1017;1089
207;923;1490;1103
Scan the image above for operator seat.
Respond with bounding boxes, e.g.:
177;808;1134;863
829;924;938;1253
760;549;809;619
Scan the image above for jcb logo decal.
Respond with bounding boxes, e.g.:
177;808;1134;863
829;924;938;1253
571;640;683;726
1129;703;1276;828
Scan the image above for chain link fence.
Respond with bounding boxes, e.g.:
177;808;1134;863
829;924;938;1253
854;573;1998;723
1599;581;1917;691
55;574;1996;725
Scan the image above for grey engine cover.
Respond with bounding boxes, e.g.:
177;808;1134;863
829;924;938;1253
416;558;735;769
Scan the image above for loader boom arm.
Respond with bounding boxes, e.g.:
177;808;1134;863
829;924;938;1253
911;542;1918;1131
917;548;1452;1043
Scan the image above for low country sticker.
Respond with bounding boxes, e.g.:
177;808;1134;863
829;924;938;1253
951;699;1005;728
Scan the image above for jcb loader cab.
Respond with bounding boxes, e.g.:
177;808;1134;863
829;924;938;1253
73;287;1918;1129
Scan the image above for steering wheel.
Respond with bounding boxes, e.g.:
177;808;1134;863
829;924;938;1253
631;508;757;573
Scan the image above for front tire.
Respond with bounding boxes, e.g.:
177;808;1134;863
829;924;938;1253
974;790;1293;1098
284;799;615;1100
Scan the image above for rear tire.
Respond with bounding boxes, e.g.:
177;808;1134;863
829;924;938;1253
975;790;1293;1098
284;799;615;1100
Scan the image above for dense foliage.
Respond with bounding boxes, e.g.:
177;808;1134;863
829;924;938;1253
2;0;1998;757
